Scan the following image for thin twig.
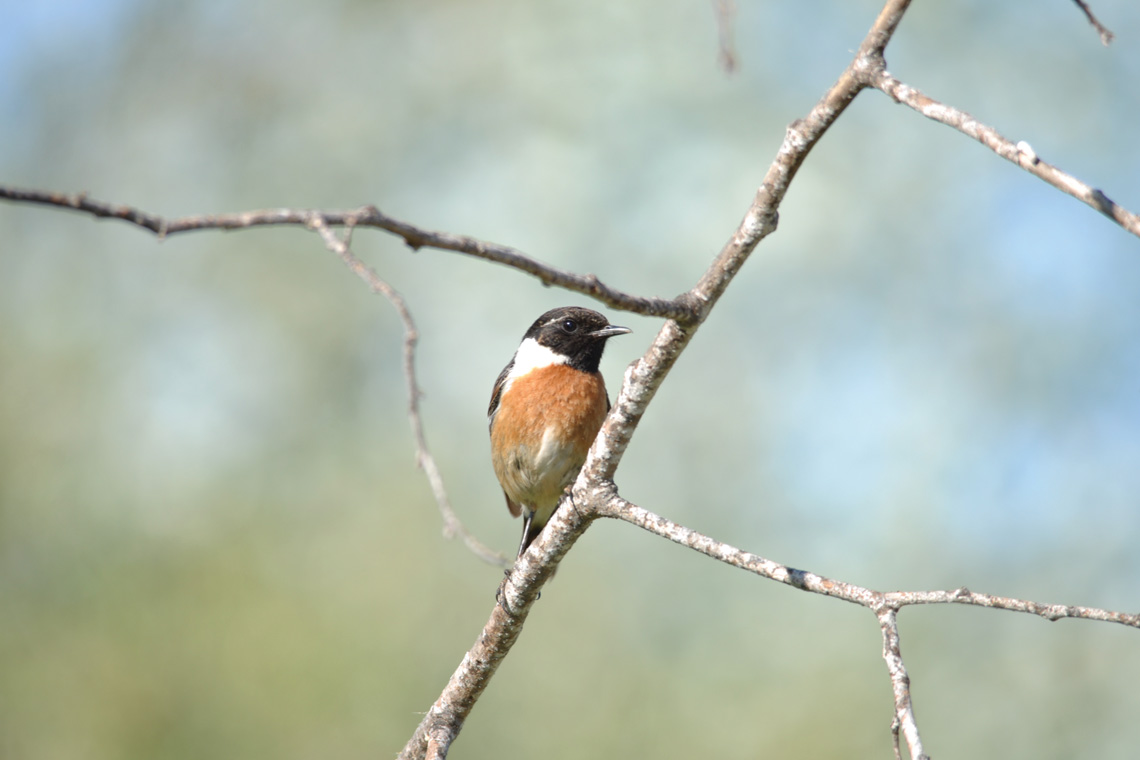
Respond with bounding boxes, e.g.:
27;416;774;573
597;495;1140;627
593;491;1136;760
864;71;1140;239
878;609;929;760
884;587;1140;625
1072;0;1115;45
0;187;693;322
310;217;507;567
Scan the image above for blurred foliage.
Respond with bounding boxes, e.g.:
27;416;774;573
1;1;1139;758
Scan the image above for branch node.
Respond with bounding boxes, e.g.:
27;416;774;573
853;49;886;86
1015;140;1039;167
1089;188;1115;217
401;230;425;251
672;292;704;326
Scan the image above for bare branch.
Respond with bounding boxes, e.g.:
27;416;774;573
878;608;929;760
4;1;1135;757
1072;0;1115;46
863;71;1140;239
424;737;445;760
883;587;1140;626
598;494;1140;628
310;216;507;567
859;0;914;59
691;0;912;317
397;484;596;760
352;206;695;322
398;4;934;757
0;186;695;322
584;1;918;489
597;493;875;602
596;492;1137;760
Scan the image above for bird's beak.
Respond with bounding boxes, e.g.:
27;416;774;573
590;324;632;339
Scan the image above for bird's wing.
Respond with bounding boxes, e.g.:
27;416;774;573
487;358;513;427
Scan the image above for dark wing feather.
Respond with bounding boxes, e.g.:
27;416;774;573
487;358;513;427
489;358;520;517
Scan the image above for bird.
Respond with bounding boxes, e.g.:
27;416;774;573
488;306;631;559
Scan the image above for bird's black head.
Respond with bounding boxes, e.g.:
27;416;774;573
524;306;631;373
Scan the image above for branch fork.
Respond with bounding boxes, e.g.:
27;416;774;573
0;1;1133;759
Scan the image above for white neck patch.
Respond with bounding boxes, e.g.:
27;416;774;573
506;338;567;385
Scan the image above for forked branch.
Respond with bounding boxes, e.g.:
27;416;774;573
1;1;1135;759
0;188;694;322
310;216;507;566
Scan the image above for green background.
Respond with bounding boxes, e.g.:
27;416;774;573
2;1;1139;757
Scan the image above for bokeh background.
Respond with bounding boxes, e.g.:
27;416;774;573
2;1;1139;758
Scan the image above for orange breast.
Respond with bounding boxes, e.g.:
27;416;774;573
490;365;608;517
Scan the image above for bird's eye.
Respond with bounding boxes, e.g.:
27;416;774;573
561;319;578;333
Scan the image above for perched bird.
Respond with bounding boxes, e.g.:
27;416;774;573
488;306;631;558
